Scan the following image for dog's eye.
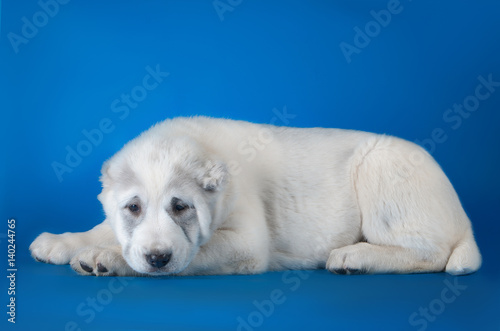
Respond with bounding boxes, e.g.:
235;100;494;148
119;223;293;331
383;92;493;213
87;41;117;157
128;204;141;214
171;198;188;213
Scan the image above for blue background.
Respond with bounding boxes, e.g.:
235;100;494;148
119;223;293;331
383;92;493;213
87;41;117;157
1;0;499;330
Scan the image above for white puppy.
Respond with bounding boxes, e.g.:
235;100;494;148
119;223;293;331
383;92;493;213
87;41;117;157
30;117;481;276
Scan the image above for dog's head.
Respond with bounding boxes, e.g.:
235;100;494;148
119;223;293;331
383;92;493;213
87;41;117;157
98;132;229;275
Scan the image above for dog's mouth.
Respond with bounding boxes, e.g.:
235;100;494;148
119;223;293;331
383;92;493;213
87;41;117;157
145;267;170;276
124;245;193;276
137;258;183;276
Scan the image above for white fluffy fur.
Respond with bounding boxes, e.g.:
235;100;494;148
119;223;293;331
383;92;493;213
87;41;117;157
30;117;482;276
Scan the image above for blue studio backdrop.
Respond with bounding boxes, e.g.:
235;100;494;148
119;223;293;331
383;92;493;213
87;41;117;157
1;0;499;330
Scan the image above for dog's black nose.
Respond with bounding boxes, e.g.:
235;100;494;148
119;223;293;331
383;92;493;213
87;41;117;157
146;252;171;268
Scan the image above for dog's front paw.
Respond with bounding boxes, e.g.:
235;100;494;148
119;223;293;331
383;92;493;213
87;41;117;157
326;243;370;275
70;246;141;277
30;232;81;265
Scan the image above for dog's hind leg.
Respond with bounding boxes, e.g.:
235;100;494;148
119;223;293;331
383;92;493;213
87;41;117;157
326;136;481;275
326;242;449;274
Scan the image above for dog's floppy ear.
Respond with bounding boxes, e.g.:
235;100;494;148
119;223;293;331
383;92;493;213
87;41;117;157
99;160;113;188
98;157;135;192
197;160;228;191
97;160;113;205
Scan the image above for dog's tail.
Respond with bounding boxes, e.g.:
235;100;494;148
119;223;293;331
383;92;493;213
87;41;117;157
445;228;482;275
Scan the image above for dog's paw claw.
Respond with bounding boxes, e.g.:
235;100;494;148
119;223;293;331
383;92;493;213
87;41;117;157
97;263;108;273
346;268;364;275
332;267;365;275
332;268;347;275
79;261;94;273
70;246;139;277
327;244;371;275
